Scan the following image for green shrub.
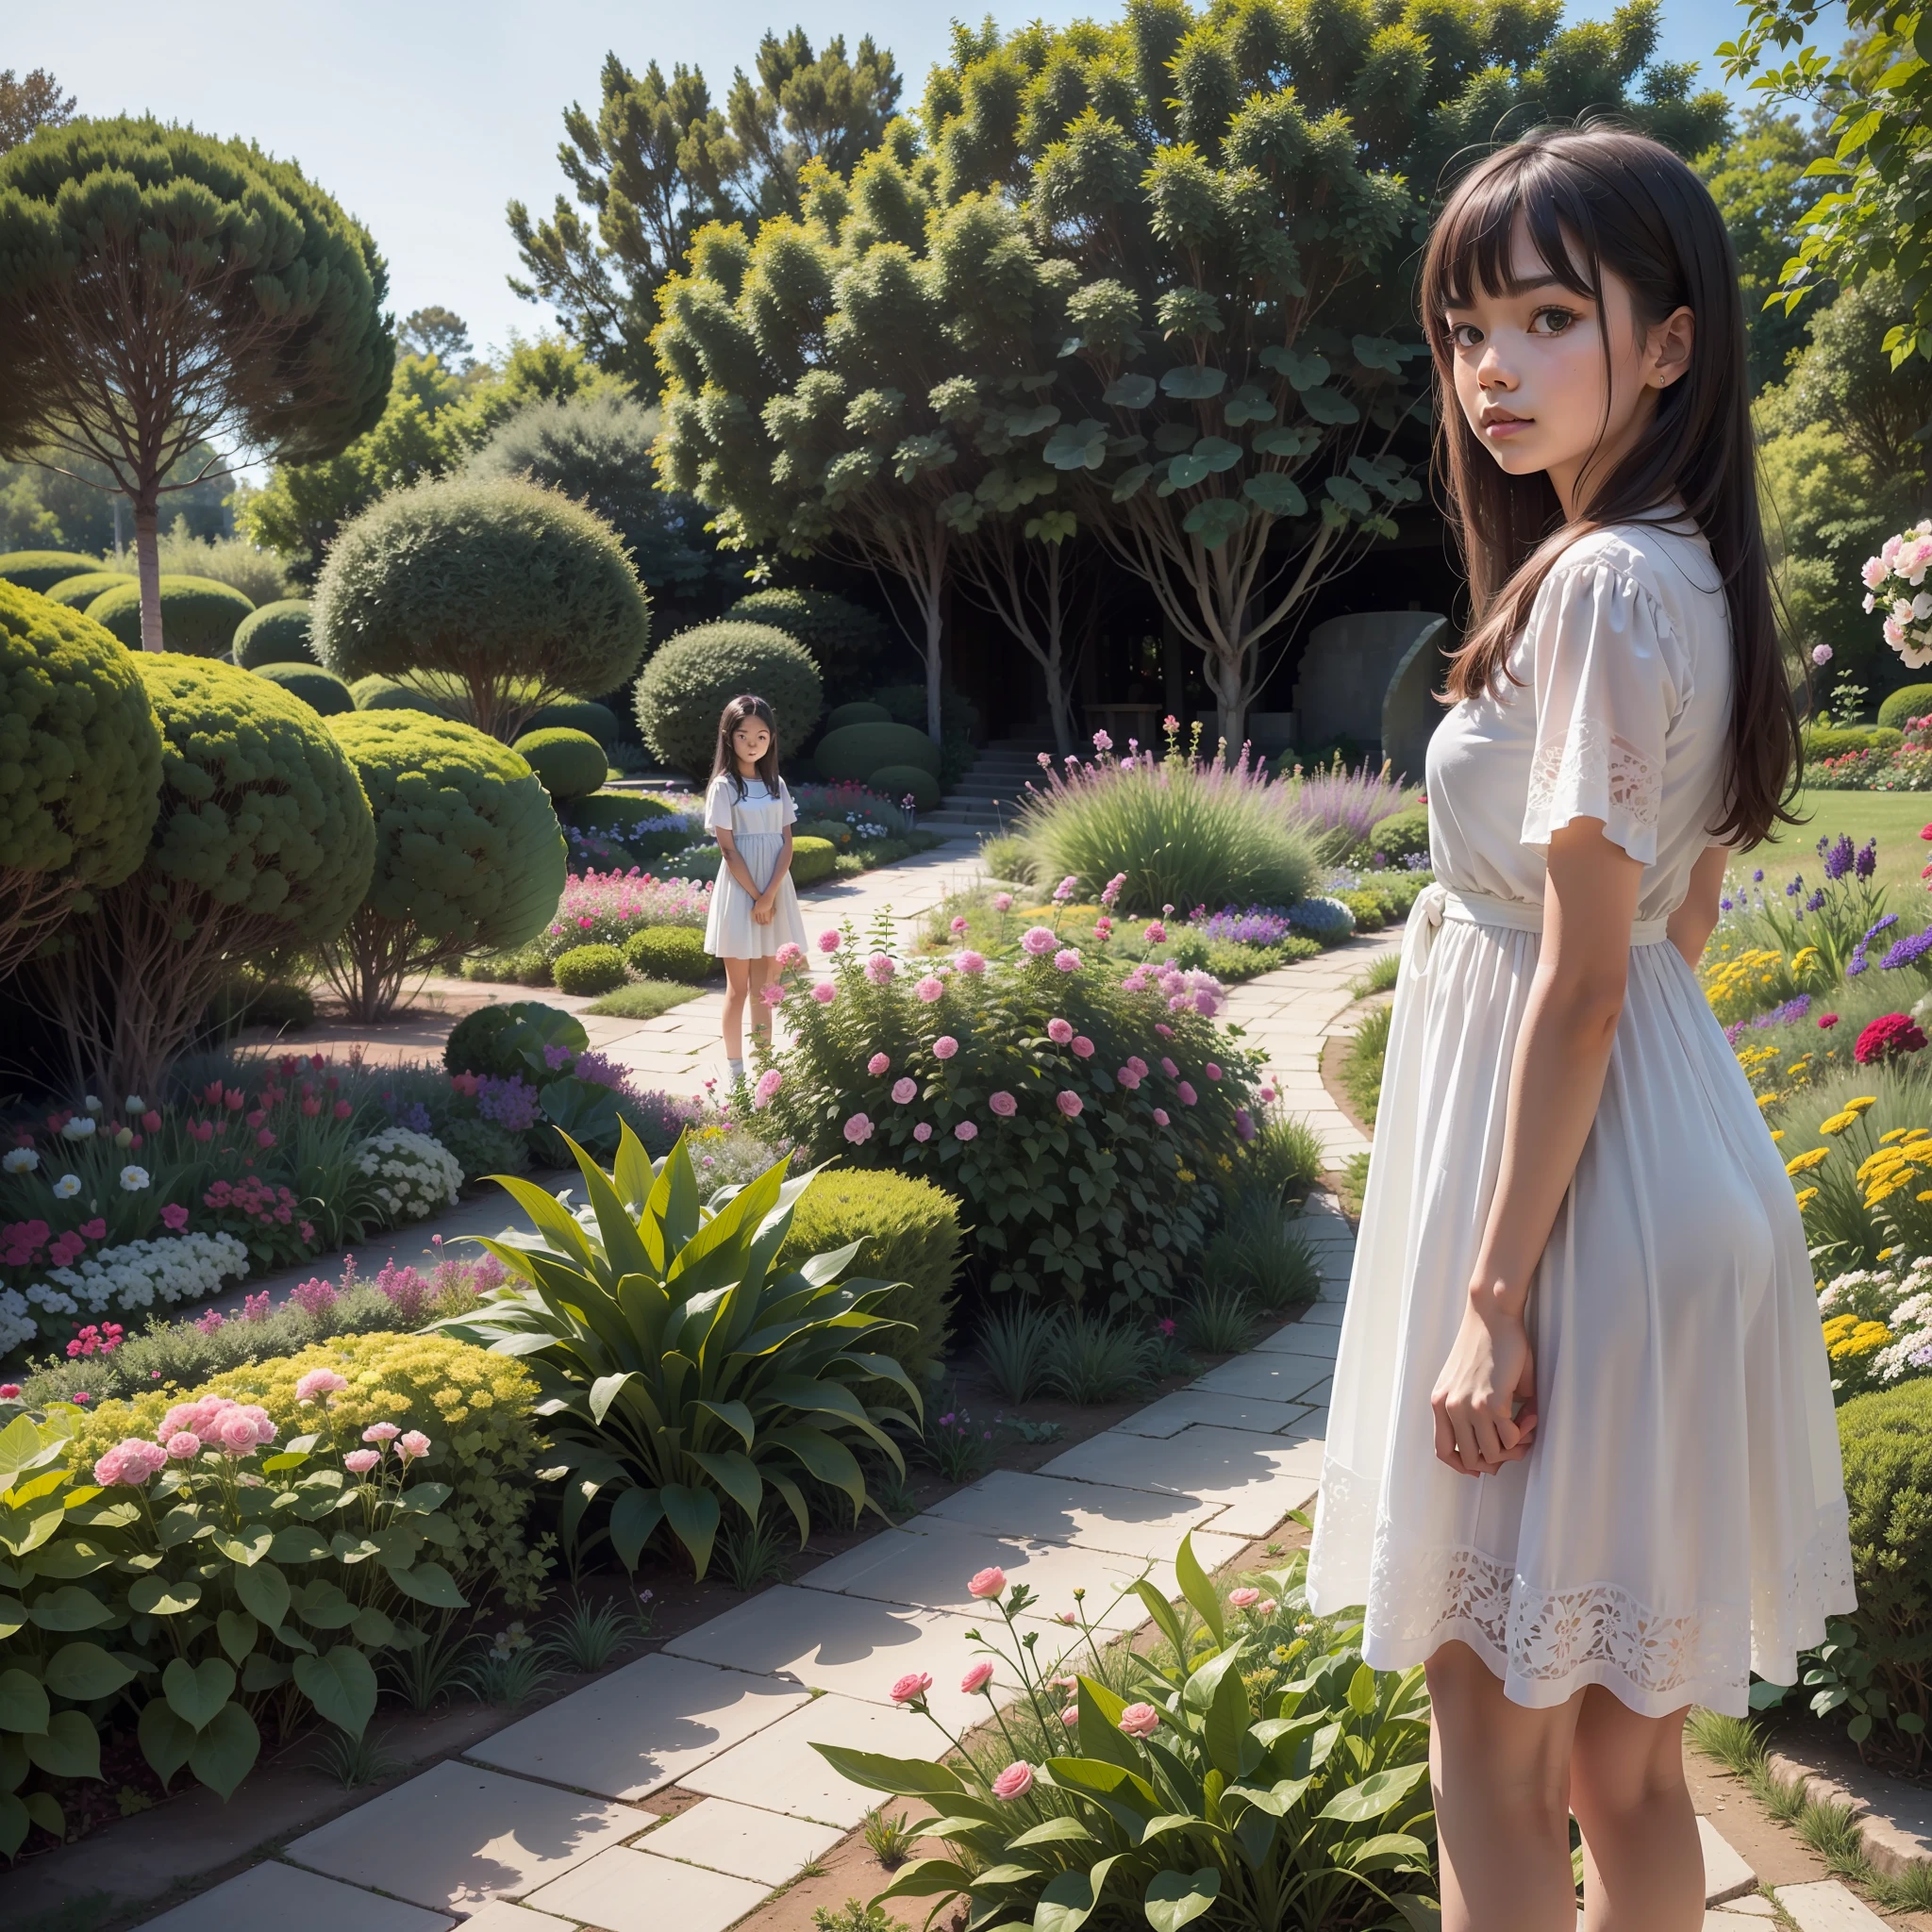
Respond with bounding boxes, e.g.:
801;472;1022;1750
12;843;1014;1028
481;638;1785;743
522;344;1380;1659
634;620;823;781
1803;723;1903;759
85;575;256;657
444;999;588;1079
1333;888;1387;932
523;697;622;749
796;816;852;847
623;924;714;983
1341;1001;1392;1126
872;683;978;788
775;1170;962;1380
26;655;375;1096
1368;804;1430;862
978;832;1039;883
1879;684;1932;731
438;1112;533;1183
826;699;891;728
553;941;630;994
871;762;941;810
566;789;681;833
312;475;653;740
0;582;162;974
724;588;891;699
0;549;100;593
232;598;316;668
317;711;568;1021
513;725;608;800
42;569;132;608
791;834;837;887
351;673;457;717
816;721;942;783
252;661;354;714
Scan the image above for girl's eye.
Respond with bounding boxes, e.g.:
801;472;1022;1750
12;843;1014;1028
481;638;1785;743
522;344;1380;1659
1447;323;1482;350
1530;307;1577;336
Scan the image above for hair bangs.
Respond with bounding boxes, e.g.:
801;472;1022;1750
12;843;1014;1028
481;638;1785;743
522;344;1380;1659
1425;148;1601;342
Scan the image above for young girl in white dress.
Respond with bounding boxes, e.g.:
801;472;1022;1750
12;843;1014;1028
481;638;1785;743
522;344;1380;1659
701;694;807;1083
1306;127;1854;1929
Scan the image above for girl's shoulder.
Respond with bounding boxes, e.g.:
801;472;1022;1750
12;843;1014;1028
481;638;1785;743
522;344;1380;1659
1545;517;1723;610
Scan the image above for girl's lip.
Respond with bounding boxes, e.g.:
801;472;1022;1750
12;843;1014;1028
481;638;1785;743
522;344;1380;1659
1482;416;1531;437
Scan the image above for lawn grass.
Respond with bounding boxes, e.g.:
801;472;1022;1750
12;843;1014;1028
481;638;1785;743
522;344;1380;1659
1760;787;1932;908
584;978;705;1020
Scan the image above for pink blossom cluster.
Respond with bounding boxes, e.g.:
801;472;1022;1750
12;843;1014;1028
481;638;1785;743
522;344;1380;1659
549;869;712;949
1864;521;1932;668
92;1395;281;1480
66;1322;124;1359
343;1420;432;1475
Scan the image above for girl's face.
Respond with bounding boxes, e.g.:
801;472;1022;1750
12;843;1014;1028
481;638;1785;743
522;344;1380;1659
731;717;772;768
1442;213;1694;519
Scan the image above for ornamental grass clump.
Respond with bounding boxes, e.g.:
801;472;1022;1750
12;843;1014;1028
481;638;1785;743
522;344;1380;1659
1283;757;1414;862
1013;724;1318;917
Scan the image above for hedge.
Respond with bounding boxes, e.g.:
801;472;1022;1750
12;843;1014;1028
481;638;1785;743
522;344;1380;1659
815;721;943;784
42;570;132;609
790;834;837;887
553;942;629;994
513;725;608;800
624;924;713;983
85;575;256;656
523;697;622;749
1803;723;1903;760
253;661;354;714
1878;684;1932;732
444;999;587;1080
724;587;891;700
1367;805;1430;862
634;620;822;781
0;549;101;593
232;598;316;668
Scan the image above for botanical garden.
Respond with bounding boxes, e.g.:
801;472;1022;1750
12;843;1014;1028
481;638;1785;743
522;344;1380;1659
4;0;1932;1925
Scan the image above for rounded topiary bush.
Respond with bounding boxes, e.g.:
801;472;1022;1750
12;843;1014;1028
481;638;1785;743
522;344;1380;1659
634;621;822;782
42;571;133;609
522;698;622;749
567;791;680;837
85;575;256;657
0;583;163;972
724;588;891;699
313;475;652;741
1368;805;1430;862
1289;895;1356;940
512;726;608;801
0;550;103;594
790;835;837;887
1804;723;1901;759
553;942;629;995
623;924;714;984
826;699;892;729
233;599;317;669
444;999;586;1080
29;655;375;1095
1878;684;1932;732
351;673;457;717
815;720;942;783
319;711;568;1022
871;762;941;811
253;662;354;715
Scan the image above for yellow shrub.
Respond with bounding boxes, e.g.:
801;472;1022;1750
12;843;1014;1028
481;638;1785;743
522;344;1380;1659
69;1331;552;1606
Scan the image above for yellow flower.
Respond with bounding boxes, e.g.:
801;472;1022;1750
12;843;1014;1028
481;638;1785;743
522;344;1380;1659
1824;1316;1892;1360
1794;1187;1820;1209
1770;1130;1787;1142
1820;1111;1859;1136
1758;1093;1779;1111
1880;1246;1897;1260
1847;1096;1879;1114
1881;1127;1914;1145
1791;945;1821;972
1785;1147;1831;1175
1787;1061;1812;1076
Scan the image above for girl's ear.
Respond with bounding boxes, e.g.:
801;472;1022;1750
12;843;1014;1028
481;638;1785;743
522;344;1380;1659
1646;304;1695;391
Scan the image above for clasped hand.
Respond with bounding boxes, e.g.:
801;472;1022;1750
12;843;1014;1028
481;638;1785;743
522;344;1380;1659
1430;1298;1538;1477
751;890;776;925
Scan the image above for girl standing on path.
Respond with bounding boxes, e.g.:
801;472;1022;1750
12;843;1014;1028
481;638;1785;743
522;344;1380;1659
702;695;807;1083
1306;127;1852;1931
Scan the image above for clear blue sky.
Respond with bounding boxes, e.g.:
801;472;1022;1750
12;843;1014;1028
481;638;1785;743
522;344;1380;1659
15;0;1839;366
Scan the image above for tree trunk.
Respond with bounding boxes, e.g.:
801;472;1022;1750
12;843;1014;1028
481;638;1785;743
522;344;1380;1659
133;496;163;651
924;595;943;744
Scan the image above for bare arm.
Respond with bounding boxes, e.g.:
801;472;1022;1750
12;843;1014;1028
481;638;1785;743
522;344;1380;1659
1666;842;1728;969
750;826;794;925
713;826;763;903
1431;818;1642;1473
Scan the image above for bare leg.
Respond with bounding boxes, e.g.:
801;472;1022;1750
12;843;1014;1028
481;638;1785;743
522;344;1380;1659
722;957;749;1060
1571;1689;1701;1932
747;954;774;1050
1427;1640;1581;1932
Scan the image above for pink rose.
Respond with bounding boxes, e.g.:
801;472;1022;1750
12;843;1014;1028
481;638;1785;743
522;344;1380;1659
991;1762;1035;1800
865;952;896;984
344;1448;381;1474
160;1202;189;1231
0;1387;21;1403
956;1120;978;1141
960;1661;994;1695
955;949;987;974
398;1430;432;1460
891;1671;933;1705
817;929;841;953
775;942;805;970
164;1432;200;1459
1143;921;1167;945
1161;1057;1178;1077
989;1091;1017;1117
892;1076;918;1104
912;1123;933;1142
843;1112;874;1145
1153;1108;1170;1126
759;983;786;1008
1228;1587;1260;1609
1177;1082;1197;1106
363;1422;402;1443
1056;1091;1082;1118
755;1070;784;1109
868;1053;891;1075
1060;1705;1079;1727
1205;1063;1222;1080
1021;925;1057;957
1054;949;1081;972
94;1439;167;1487
215;1409;267;1457
1257;1598;1277;1616
993;892;1013;911
915;975;944;1003
951;916;970;934
968;1566;1007;1599
1117;1067;1141;1089
295;1369;347;1404
1047;1017;1073;1043
933;1036;958;1060
1072;1036;1093;1058
811;981;837;1005
1117;1703;1160;1738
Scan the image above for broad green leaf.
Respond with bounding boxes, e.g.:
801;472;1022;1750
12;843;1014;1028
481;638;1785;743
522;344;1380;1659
1075;1677;1145;1776
138;1696;196;1786
609;1487;666;1572
611;1117;656;1219
290;1577;358;1629
1301;387;1360;425
1391;1894;1443;1929
1324;474;1373;515
0;1669;49;1735
692;1398;757;1450
189;1699;260;1799
1257;345;1329;388
1346;1662;1377;1715
569;1137;657;1282
269;1524;329;1562
1192;435;1241;473
690;1450;763;1520
1344;1831;1432;1871
384;1561;466;1609
1035;1854;1124;1932
589;1372;639;1426
27;1584;114;1631
233;1558;290;1629
129;1574;201;1616
809;1743;968;1797
1173;1535;1223;1645
662;1483;722;1578
873;1857;975;1902
42;1641;136;1701
351;1605;398;1647
1201;1646;1251;1776
293;1646;378;1739
217;1609;258;1665
25;1708;99;1781
1242;473;1307;517
1352;333;1406;372
1159;366;1225;399
0;1790;27;1859
1163;453;1208;491
3;1591;40;1638
1182;497;1249;548
24;1788;61;1839
0;1737;25;1794
213;1527;273;1567
163;1657;235;1731
1131;1581;1191;1661
1318;1758;1430;1824
1008;1815;1097;1849
0;1412;69;1488
25;1536;113;1579
1046;1757;1161;1818
1111;463;1154;501
1103;374;1158;408
491;1174;599;1271
242;1654;291;1693
1143;1866;1221;1931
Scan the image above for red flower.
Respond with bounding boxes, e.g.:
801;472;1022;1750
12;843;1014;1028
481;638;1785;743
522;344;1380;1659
1854;1013;1928;1065
1818;1013;1840;1029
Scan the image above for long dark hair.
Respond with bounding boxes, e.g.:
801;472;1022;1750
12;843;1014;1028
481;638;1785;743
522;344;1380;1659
711;693;781;800
1420;125;1800;848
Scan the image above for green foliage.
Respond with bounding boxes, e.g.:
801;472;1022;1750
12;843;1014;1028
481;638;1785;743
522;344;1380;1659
41;570;129;609
513;725;608;800
828;699;891;727
318;711;568;1022
816;722;942;783
867;764;941;813
351;673;456;717
790;834;837;887
0;582;161;970
1200;1201;1322;1309
1805;724;1901;759
444;1000;589;1080
869;688;979;790
774;1168;962;1380
623;924;715;983
253;662;354;715
142;524;292;607
726;588;893;702
585;978;703;1021
553;942;630;995
312;475;652;740
980;832;1039;884
820;1536;1436;1930
84;575;256;657
1368;806;1430;863
0;549;97;592
1880;685;1932;730
430;1128;923;1578
232;599;316;669
436;1113;532;1185
1342;1004;1393;1128
634;620;823;781
524;698;621;748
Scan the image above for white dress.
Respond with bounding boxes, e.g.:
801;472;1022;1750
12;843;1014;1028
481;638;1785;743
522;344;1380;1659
701;774;808;959
1306;520;1855;1717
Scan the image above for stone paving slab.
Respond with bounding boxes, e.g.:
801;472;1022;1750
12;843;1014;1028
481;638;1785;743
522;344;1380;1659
1112;1391;1320;1440
920;1468;1231;1557
135;1860;456;1932
524;1844;770;1932
456;1907;576;1932
283;1760;638;1912
1699;1814;1757;1905
1044;1425;1325;1540
465;1653;809;1801
1775;1880;1891;1929
1191;1353;1337;1404
634;1796;842;1885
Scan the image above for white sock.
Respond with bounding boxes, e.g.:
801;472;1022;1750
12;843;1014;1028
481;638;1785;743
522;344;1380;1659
726;1058;744;1081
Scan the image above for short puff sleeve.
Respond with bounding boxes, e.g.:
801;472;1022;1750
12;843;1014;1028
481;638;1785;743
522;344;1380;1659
779;778;798;826
704;775;736;832
1520;559;1684;868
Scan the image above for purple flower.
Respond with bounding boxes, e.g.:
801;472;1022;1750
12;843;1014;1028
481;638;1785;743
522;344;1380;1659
1857;840;1878;881
476;1075;541;1132
1805;889;1826;913
1191;905;1295;946
1879;928;1932;973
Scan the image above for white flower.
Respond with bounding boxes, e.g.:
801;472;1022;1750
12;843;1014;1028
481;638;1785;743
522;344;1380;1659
354;1127;462;1220
3;1148;38;1174
61;1117;97;1141
124;1096;145;1114
52;1174;81;1199
84;1095;101;1112
18;1231;247;1334
120;1165;151;1191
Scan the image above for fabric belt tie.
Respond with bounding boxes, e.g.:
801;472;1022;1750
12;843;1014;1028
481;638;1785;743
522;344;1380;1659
1405;881;1672;978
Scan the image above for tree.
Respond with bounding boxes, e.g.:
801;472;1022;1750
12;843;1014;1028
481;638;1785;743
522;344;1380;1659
0;70;74;155
1695;105;1835;391
509;31;902;384
400;305;475;370
0;118;393;649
